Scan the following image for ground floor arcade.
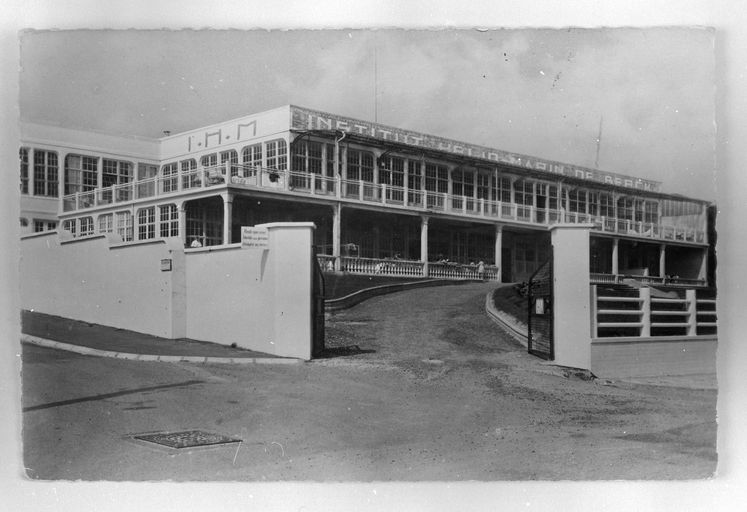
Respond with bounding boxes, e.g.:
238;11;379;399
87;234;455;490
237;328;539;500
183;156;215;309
59;189;710;286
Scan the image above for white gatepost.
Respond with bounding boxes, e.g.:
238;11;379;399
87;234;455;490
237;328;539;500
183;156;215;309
550;223;594;370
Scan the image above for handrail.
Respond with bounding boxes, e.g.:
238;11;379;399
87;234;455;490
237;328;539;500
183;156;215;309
58;163;707;243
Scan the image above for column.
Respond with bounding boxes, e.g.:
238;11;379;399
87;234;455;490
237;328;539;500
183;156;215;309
96;157;103;206
178;202;187;246
494;224;503;283
222;192;233;244
611;238;619;277
420;215;429;277
659;244;666;278
333;203;342;271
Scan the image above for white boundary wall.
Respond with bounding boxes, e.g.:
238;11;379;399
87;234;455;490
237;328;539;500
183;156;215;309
20;222;315;359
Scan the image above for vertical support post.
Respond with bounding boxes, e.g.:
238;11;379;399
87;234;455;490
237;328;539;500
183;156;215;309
96;157;103;206
590;284;598;338
178;202;187;246
612;238;619;279
332;203;341;271
494;224;503;283
686;289;698;336
420;215;429;277
222;192;233;245
640;287;651;337
659;244;666;279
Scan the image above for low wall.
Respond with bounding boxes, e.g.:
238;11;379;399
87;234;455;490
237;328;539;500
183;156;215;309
590;336;717;379
20;232;184;338
325;279;475;312
20;222;316;360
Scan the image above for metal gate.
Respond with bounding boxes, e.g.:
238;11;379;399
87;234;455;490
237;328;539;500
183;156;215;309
527;253;553;360
311;249;326;358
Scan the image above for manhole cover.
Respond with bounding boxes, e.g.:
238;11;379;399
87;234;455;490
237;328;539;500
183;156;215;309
133;430;241;449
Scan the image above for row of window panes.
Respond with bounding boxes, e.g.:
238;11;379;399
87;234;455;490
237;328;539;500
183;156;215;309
62;204;179;242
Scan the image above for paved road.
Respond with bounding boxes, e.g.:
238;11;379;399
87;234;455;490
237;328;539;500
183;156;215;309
21;283;717;480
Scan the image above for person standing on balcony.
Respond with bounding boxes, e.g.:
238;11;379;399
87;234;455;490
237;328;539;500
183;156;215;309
478;261;486;281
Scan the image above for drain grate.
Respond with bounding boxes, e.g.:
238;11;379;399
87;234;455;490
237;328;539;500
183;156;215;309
134;430;241;449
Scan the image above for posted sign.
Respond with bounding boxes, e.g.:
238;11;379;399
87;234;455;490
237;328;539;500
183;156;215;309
241;226;269;249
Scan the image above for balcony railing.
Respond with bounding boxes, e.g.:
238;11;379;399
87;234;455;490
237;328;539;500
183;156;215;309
319;255;500;281
590;273;707;287
61;163;707;244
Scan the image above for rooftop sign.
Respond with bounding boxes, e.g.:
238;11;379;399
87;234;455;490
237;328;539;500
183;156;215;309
290;106;662;192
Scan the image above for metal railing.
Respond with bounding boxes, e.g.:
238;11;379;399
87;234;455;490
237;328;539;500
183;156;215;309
60;164;707;244
590;273;707;287
318;254;499;281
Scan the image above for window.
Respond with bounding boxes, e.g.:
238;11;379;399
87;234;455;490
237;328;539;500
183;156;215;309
496;176;511;203
425;163;448;192
379;155;404;187
617;196;634;221
65;154;98;195
98;214;114;234
33;150;59;197
33;220;57;232
513;179;534;205
476;173;491;200
201;153;218;168
161;162;179;192
588;192;599;216
221;149;239;177
137;207;156;240
116;211;133;242
242;144;262;175
407;160;422;189
325;143;337;177
643;201;658;224
265;139;287;170
62;219;76;236
452;169;474;198
20;148;29;194
159;204;179;237
181;159;198;188
102;159;132;187
80;216;94;236
599;193;615;218
568;189;587;213
347;149;374;182
292;140;324;174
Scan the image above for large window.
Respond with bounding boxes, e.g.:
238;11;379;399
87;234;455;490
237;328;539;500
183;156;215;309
407;160;422;189
161;162;179;192
137;207;156;240
65;154;98;195
20;148;29;194
513;179;534;205
98;214;114;234
201;153;218;168
495;176;511;203
221;149;239;177
62;219;76;236
599;193;615;218
116;211;133;242
292;140;324;174
379;155;404;187
568;189;587;213
242;143;262;175
33;220;56;233
159;204;179;237
80;216;94;237
452;169;474;198
347;149;374;182
476;173;491;200
33;150;59;197
425;163;448;193
181;159;198;188
266;139;288;170
103;159;132;187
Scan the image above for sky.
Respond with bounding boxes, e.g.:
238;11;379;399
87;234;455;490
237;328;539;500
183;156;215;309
19;28;717;200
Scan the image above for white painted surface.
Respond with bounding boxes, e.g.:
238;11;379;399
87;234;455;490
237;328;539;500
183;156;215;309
551;224;593;370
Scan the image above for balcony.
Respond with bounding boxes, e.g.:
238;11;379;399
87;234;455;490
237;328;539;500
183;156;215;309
61;164;708;245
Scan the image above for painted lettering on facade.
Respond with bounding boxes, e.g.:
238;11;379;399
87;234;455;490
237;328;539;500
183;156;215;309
290;106;662;192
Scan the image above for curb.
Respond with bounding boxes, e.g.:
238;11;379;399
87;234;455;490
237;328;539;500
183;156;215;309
484;288;529;348
20;334;303;365
325;279;480;312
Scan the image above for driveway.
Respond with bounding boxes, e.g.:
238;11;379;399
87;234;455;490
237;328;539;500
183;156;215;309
21;282;716;480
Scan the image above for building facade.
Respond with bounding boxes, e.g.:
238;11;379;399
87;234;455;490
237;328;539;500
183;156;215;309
19;105;713;286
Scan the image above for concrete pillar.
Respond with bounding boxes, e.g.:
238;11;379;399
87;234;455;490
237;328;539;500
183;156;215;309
420;215;429;277
659;244;666;278
494;224;503;283
612;238;619;276
686;289;697;336
332;203;341;271
550;224;594;370
640;287;651;337
178;202;187;246
222;192;233;244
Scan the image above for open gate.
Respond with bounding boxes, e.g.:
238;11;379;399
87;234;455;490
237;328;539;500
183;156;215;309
527;252;553;360
311;248;326;358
